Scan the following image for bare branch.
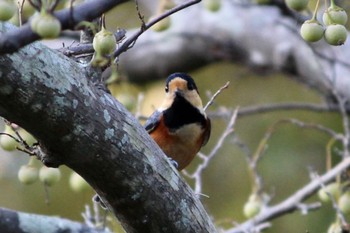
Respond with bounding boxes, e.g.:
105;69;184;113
183;108;238;194
226;157;350;233
204;81;230;111
113;0;201;58
0;0;129;54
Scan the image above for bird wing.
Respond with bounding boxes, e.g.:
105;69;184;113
144;110;162;133
202;118;211;146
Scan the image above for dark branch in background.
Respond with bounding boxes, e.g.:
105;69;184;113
0;0;129;55
113;0;201;58
61;0;202;59
0;207;110;233
205;102;348;120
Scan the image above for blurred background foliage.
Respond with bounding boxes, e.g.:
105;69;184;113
1;0;350;233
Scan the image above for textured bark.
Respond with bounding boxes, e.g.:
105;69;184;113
119;0;350;100
0;207;109;233
0;23;217;233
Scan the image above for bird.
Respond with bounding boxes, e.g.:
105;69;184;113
144;73;211;170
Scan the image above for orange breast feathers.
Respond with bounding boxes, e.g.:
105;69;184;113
149;115;210;170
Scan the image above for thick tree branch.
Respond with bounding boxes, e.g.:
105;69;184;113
0;0;129;55
118;0;350;101
0;23;216;233
0;207;109;233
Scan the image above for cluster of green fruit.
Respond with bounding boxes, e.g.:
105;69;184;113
18;163;61;186
317;182;350;233
0;124;90;192
285;0;347;46
0;0;62;39
18;163;90;192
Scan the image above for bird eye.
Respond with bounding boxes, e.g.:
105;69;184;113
165;86;169;93
187;83;194;90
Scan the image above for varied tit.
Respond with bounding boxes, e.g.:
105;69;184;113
144;73;211;170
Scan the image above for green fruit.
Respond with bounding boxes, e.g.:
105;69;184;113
243;194;262;218
0;0;16;21
93;27;117;55
318;182;340;203
323;5;348;26
31;12;61;39
285;0;308;11
69;172;90;192
203;0;221;12
324;24;347;46
300;20;324;42
18;165;39;185
0;125;18;151
39;167;61;186
338;191;350;215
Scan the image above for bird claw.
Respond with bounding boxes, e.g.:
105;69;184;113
167;157;179;169
92;194;107;209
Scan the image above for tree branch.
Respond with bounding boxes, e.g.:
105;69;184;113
117;0;350;101
0;0;129;55
0;207;109;233
0;23;217;233
226;156;350;233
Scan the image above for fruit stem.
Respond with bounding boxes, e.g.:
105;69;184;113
311;0;321;21
28;156;36;166
330;0;336;8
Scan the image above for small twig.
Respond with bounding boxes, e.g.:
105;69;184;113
333;93;350;158
204;81;230;111
183;108;238;194
226;157;350;233
114;0;202;58
134;0;146;31
311;172;347;226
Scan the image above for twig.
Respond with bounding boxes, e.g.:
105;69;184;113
311;172;347;226
225;157;350;233
236;102;344;117
204;81;230;111
333;93;350;158
183;108;238;194
114;0;202;58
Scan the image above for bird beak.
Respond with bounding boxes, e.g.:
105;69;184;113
175;89;184;96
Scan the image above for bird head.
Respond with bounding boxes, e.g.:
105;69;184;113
160;73;204;111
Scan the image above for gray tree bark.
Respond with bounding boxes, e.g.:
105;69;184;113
0;207;110;233
0;22;217;233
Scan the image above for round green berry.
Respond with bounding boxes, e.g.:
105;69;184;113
318;182;340;203
31;12;61;39
18;165;39;185
324;24;347;46
39;166;61;186
93;27;117;56
323;8;348;26
300;20;324;42
0;0;16;21
69;172;90;192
